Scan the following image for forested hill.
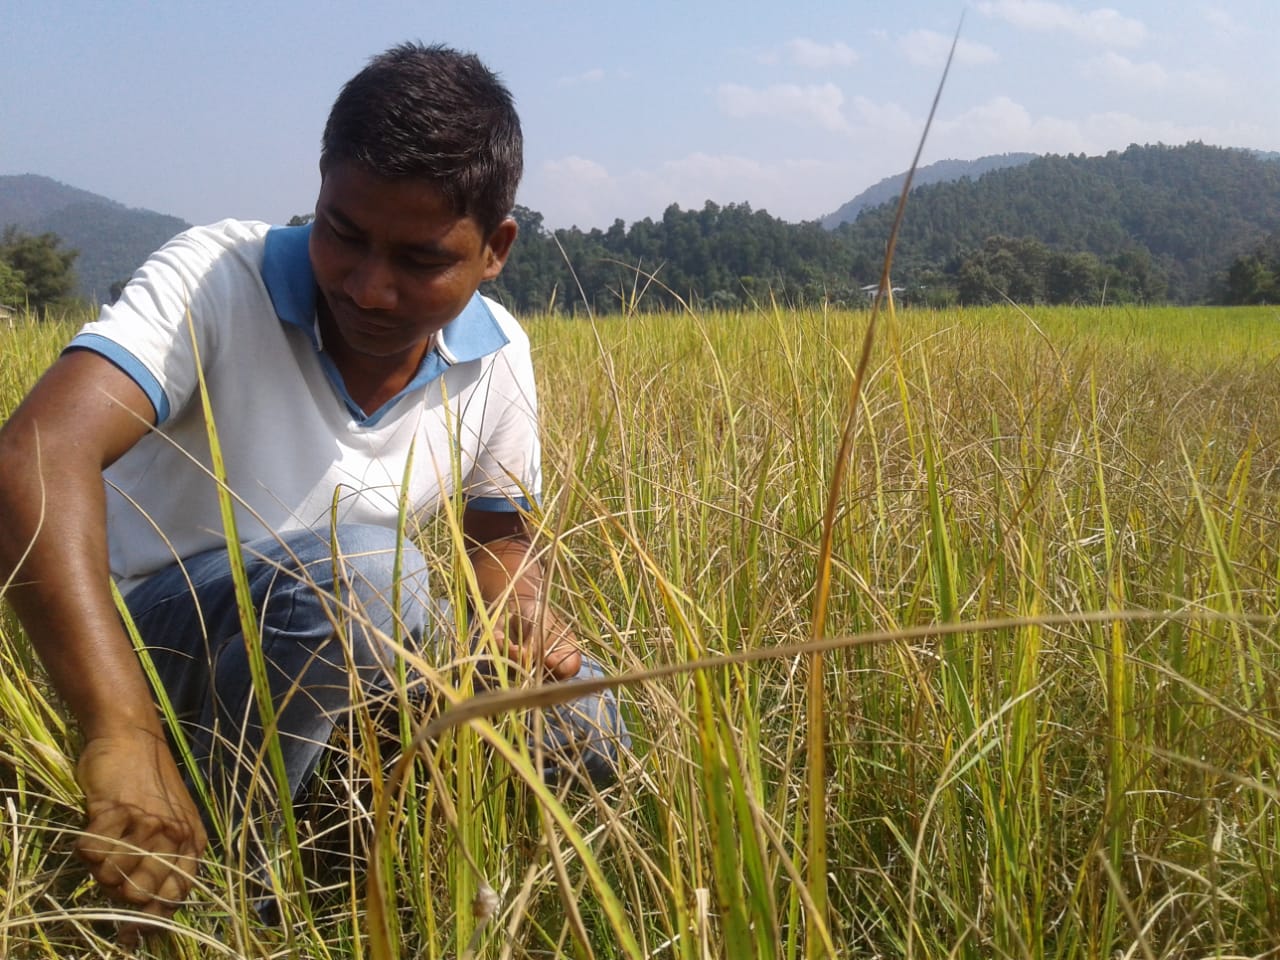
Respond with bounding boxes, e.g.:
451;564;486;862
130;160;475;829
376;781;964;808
0;174;189;303
490;142;1280;312
820;152;1035;229
835;142;1280;303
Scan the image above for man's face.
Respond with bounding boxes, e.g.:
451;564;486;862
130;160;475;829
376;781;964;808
309;161;516;367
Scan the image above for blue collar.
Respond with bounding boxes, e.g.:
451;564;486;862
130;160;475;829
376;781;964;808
260;223;510;423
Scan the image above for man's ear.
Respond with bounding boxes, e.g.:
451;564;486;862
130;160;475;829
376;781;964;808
482;218;519;280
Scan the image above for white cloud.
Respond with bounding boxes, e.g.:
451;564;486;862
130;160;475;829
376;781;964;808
1177;66;1231;99
528;152;853;230
931;94;1270;162
1085;51;1168;90
715;83;927;142
556;68;606;87
847;96;918;137
786;38;859;69
1083;52;1231;99
934;96;1083;156
898;29;999;68
543;155;610;184
527;84;935;229
717;82;851;134
977;0;1147;47
1199;4;1242;37
715;78;933;151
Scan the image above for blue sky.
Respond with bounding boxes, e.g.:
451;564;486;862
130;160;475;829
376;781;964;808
2;1;1276;231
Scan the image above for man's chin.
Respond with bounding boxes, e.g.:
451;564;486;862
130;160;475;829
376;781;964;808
334;316;413;352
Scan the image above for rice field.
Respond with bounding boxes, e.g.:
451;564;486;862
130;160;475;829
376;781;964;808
2;301;1279;958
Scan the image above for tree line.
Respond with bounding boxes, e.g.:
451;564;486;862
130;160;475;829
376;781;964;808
487;143;1280;313
487;201;1174;313
6;143;1278;318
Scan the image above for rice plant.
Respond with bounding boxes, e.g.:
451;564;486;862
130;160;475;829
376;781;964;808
2;300;1279;957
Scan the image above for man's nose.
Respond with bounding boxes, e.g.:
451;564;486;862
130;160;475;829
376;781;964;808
344;255;397;310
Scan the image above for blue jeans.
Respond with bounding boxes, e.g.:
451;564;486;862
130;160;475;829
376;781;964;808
124;523;630;828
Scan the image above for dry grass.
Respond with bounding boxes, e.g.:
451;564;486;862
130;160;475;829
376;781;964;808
2;301;1280;957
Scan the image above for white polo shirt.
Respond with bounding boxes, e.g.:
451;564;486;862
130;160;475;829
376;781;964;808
68;219;540;594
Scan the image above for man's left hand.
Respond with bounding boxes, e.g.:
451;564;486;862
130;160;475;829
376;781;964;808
492;601;582;680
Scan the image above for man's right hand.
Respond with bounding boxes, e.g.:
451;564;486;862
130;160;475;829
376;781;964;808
73;734;207;939
0;351;206;945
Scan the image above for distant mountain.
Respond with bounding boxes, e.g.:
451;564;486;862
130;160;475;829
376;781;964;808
0;174;189;303
834;142;1280;301
821;153;1036;229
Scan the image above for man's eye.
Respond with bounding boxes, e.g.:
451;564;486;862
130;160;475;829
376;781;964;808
326;220;361;244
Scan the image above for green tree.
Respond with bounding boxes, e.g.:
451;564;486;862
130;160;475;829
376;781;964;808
1223;255;1276;304
956;257;995;305
954;236;1050;304
0;227;80;311
0;258;25;306
1104;247;1167;303
1046;251;1102;304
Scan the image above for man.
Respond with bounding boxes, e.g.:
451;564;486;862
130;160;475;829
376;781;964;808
0;42;628;932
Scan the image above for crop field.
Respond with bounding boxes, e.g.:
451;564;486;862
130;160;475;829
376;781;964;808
1;301;1279;958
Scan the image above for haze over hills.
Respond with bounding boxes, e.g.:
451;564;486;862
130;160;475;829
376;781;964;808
0;174;189;303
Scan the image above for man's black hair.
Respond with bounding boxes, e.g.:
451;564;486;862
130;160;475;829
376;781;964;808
321;42;523;235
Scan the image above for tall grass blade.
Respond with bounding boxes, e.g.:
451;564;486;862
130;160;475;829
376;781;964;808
804;18;963;956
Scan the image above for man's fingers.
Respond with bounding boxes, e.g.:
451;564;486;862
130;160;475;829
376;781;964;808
98;852;193;912
119;859;178;906
73;805;135;863
121;833;197;907
495;623;583;680
153;867;193;905
545;641;582;680
81;814;168;884
78;813;200;911
73;736;207;928
116;920;142;951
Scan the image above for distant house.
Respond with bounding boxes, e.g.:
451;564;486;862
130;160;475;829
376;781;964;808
0;304;16;326
860;283;905;303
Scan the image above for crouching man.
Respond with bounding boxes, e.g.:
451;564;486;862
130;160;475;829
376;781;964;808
0;42;628;934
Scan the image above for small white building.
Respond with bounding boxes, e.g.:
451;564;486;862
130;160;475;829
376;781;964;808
860;283;904;303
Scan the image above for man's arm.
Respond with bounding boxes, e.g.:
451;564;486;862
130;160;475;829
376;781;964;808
462;507;582;681
0;350;206;932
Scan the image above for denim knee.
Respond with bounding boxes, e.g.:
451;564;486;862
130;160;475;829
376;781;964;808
265;524;435;663
306;524;430;620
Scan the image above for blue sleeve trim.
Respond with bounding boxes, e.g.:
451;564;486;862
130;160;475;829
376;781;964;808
466;494;537;513
64;334;170;423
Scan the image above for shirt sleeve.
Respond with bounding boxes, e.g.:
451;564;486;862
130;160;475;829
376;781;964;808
64;221;265;425
462;328;542;513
